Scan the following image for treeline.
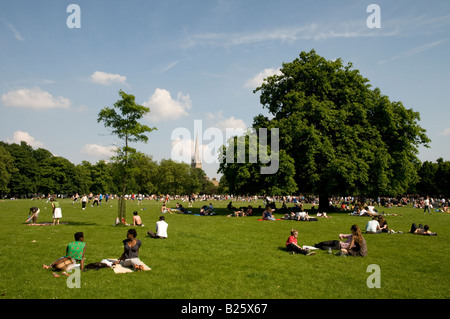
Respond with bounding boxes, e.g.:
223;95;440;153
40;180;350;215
1;141;449;198
0;141;219;197
412;158;450;197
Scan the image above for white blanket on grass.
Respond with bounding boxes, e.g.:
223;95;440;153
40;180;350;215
106;259;151;273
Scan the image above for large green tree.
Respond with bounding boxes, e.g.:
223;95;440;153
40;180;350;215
218;132;297;196
253;50;430;210
0;145;17;195
97;90;156;220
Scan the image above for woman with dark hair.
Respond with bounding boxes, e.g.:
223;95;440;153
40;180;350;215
339;225;367;257
43;232;86;276
116;229;145;271
132;211;144;226
377;215;389;233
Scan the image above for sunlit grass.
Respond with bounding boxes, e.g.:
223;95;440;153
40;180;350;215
0;198;448;299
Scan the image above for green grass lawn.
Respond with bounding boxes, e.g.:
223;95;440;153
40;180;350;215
0;198;449;299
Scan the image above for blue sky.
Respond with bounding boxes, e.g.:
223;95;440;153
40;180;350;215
1;0;449;180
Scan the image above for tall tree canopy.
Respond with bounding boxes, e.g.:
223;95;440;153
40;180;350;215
252;50;430;209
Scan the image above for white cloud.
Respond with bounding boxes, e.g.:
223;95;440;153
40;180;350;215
215;116;247;132
1;87;70;109
90;71;127;85
7;131;44;148
206;110;247;133
245;68;282;89
81;144;116;160
378;39;447;65
4;22;24;41
143;88;192;122
160;60;180;73
440;127;450;136
183;22;396;48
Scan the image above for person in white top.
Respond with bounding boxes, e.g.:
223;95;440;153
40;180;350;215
147;216;168;238
366;217;381;234
424;197;431;214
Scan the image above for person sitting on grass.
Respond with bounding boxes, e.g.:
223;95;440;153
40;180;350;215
286;229;316;256
262;206;276;220
147;216;168;239
365;216;381;234
114;229;146;271
43;232;86;276
161;202;173;214
132;211;144;227
338;225;367;257
227;201;238;211
409;223;437;236
377;215;390;233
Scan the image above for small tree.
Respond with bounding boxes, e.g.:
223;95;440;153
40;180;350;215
97;90;156;222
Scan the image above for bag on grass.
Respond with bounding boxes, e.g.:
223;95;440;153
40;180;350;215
51;256;75;271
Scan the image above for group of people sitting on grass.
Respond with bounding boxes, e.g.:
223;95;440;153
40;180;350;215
43;217;170;276
289;219;438;257
288;225;368;257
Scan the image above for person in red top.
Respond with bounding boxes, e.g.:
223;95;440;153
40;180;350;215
286;229;316;255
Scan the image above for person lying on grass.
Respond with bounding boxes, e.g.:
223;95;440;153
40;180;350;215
114;229;146;271
409;223;437;236
227;206;252;217
314;232;353;251
43;232;86;277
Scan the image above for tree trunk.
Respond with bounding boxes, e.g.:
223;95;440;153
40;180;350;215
318;193;330;212
119;136;129;223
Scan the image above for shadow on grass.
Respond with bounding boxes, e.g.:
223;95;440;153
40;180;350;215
63;221;99;226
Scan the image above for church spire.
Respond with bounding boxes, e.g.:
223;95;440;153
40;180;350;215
191;133;202;169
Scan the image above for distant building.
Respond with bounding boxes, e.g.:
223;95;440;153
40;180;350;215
210;177;219;187
191;133;202;169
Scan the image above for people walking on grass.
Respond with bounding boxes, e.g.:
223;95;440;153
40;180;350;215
92;194;99;207
424;196;431;214
81;194;87;210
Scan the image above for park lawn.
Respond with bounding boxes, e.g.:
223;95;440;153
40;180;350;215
0;198;449;299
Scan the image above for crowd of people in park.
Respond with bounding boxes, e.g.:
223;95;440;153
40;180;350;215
27;191;445;275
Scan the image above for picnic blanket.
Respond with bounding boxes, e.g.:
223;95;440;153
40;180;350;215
107;259;151;273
